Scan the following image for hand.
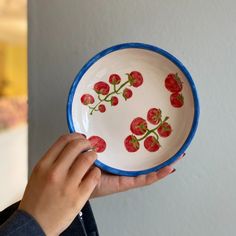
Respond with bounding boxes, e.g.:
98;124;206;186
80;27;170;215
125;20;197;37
91;154;185;198
19;133;101;236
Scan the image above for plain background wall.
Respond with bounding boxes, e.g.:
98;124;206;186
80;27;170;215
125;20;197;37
28;1;236;235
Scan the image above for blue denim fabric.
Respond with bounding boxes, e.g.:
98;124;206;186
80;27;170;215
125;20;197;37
0;201;99;236
0;210;45;236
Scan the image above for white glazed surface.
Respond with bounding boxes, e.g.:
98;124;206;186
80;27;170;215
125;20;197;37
71;48;194;171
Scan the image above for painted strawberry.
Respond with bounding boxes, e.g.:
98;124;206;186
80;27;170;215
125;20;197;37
122;88;133;100
165;73;183;93
130;117;148;136
144;136;160;152
128;71;143;87
147;108;162;125
94;81;110;95
124;135;140;152
111;96;119;106
109;74;121;85
98;104;106;113
157;122;172;137
88;136;106;153
170;93;184;108
80;94;95;105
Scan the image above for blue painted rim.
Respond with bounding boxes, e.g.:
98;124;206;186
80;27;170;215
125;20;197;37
67;42;200;177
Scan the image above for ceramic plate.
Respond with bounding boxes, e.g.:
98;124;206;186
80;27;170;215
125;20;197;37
67;43;199;176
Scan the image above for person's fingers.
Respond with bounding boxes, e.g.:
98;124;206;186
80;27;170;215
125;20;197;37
52;138;92;174
155;165;174;179
131;158;182;188
67;150;98;185
39;133;86;167
170;153;186;166
116;165;174;192
77;167;101;203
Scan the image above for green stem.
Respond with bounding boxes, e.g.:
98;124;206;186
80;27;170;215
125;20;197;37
162;116;169;123
136;117;169;141
89;101;102;115
98;94;103;101
89;105;99;115
113;84;117;93
137;127;158;142
104;98;111;102
150;130;159;140
116;80;129;93
89;79;130;115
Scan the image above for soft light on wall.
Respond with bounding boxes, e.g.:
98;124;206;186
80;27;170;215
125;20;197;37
0;0;27;210
0;0;27;44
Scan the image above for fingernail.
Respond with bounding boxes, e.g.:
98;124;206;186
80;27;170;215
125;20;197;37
170;168;176;174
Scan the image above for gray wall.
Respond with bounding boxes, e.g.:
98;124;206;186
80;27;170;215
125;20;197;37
28;1;236;235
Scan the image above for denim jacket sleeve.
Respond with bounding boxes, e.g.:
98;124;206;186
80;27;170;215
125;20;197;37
0;201;99;236
0;209;45;236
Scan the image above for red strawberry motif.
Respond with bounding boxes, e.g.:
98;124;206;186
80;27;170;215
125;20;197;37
124;108;172;153
144;136;160;152
98;104;106;113
80;94;95;105
111;96;119;106
94;81;110;95
165;73;183;93
130;117;148;136
157;122;172;137
124;135;140;152
147;108;162;125
84;71;145;115
88;136;106;153
122;88;133;100
129;71;143;87
109;74;121;85
170;93;184;108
